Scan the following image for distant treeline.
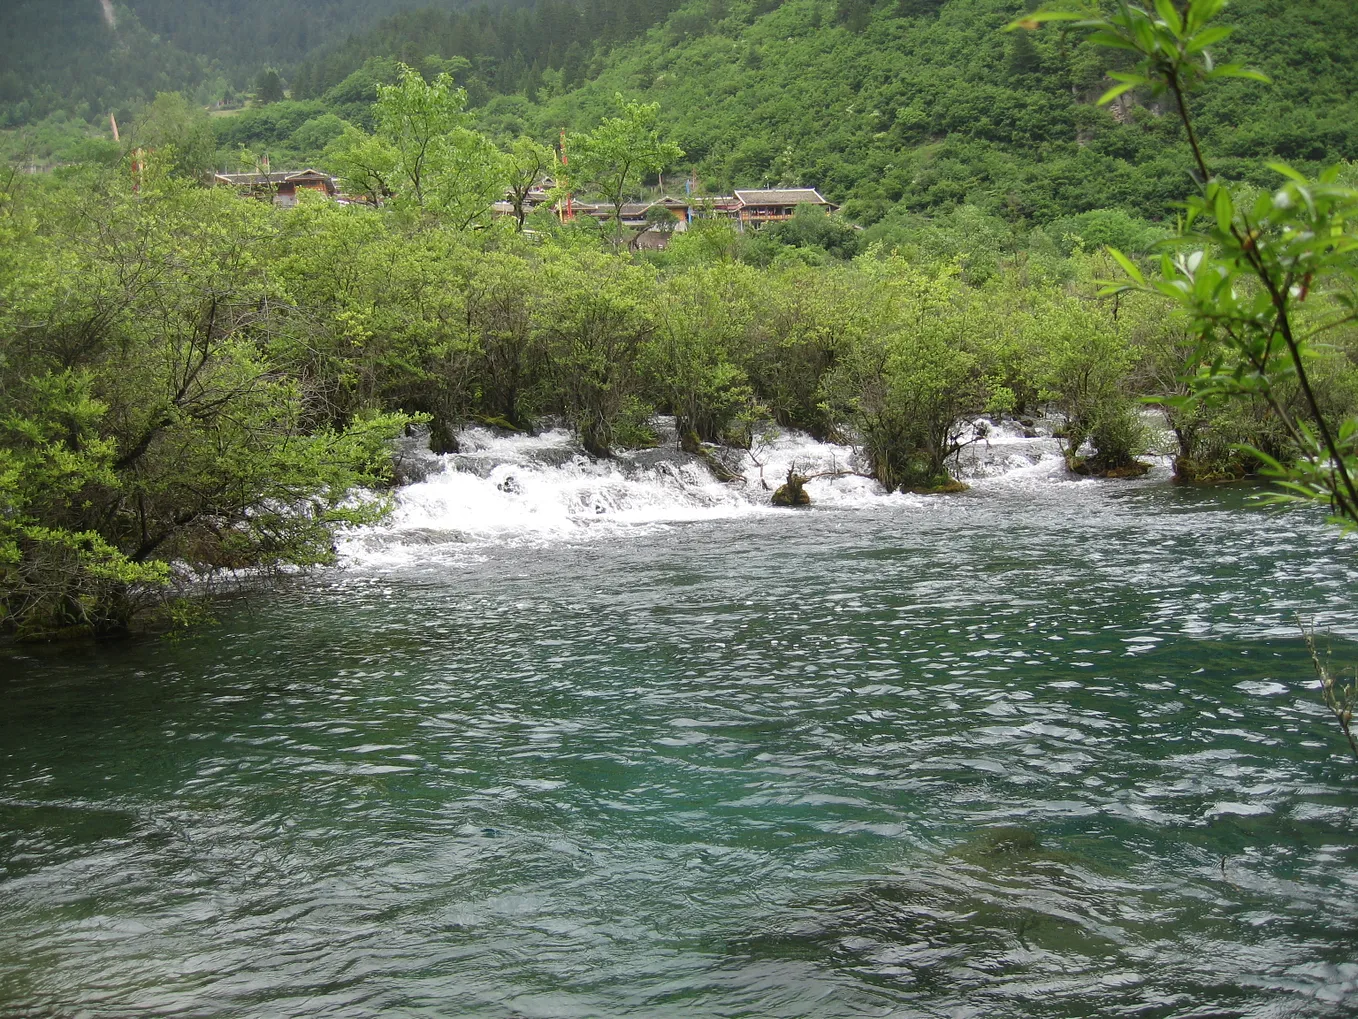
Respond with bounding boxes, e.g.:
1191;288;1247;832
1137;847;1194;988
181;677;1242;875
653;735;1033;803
291;0;689;104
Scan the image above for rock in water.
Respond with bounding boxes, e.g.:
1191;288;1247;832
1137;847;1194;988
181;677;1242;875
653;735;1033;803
428;416;460;455
772;472;811;507
1067;455;1150;479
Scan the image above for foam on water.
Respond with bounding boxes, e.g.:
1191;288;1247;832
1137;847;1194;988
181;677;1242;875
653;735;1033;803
342;427;761;566
341;418;1129;566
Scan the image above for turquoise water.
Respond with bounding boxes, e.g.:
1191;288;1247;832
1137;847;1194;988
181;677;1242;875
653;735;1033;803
3;470;1358;1017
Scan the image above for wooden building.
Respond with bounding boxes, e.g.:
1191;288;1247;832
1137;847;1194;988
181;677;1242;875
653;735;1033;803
731;188;836;228
212;169;337;206
492;185;839;247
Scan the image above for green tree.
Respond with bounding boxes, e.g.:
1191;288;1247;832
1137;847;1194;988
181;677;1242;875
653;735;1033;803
254;68;285;104
374;64;467;208
823;262;991;491
1031;296;1147;477
836;0;870;33
270;199;475;450
463;253;544;428
0;170;410;638
324;126;400;205
538;250;658;456
505;136;555;231
1005;27;1041;78
744;266;874;440
291;113;347;157
429;127;509;231
333;63;509;227
643;265;760;445
131;92;216;180
571;95;683;247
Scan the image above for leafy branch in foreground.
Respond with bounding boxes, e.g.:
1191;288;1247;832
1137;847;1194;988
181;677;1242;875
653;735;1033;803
1013;0;1358;528
1300;617;1358;759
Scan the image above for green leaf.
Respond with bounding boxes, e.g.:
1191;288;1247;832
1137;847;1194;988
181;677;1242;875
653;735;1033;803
1002;10;1090;32
1087;30;1139;50
1106;246;1145;285
1266;161;1308;184
1096;82;1137;105
1152;0;1183;35
1186;0;1228;31
1184;26;1233;52
1204;63;1272;84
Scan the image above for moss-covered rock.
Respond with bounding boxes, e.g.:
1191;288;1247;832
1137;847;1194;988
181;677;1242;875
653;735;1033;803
428;415;460;455
771;472;811;507
474;414;523;432
1068;455;1151;479
1172;456;1249;484
904;475;970;494
683;430;744;482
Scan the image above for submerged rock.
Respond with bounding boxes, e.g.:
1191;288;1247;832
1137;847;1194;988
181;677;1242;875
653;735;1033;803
960;825;1045;860
905;476;970;495
1068;457;1151;479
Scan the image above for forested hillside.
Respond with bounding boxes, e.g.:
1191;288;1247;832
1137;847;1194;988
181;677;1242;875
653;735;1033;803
129;0;441;67
290;0;689;102
505;0;1358;223
5;0;1356;228
0;1;209;128
272;0;1358;224
0;0;481;130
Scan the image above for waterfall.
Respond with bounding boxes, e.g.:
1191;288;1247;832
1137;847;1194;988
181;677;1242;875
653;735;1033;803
339;418;1083;567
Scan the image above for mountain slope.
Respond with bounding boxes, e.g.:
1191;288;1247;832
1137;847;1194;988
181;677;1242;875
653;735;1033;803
502;0;1358;223
0;0;488;129
0;1;208;127
127;0;467;70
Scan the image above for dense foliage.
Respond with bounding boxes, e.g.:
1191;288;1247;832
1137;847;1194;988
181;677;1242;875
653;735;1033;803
274;0;1358;228
1019;0;1358;526
3;0;1357;644
8;0;1356;233
5;151;1353;640
512;0;1358;224
0;165;411;639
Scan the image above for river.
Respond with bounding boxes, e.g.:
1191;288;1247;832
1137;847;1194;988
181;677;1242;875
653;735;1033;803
3;424;1357;1017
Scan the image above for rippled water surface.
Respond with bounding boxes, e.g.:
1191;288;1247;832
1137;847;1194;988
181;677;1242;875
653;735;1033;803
4;445;1358;1018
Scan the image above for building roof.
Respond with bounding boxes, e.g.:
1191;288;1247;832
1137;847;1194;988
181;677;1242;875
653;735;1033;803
213;169;334;186
733;188;831;206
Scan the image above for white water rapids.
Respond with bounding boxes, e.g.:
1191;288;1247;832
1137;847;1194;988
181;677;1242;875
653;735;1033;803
340;417;1124;567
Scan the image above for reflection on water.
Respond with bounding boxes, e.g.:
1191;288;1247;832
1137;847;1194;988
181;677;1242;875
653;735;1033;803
3;437;1358;1017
